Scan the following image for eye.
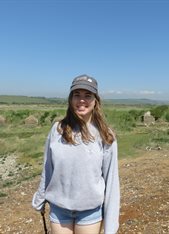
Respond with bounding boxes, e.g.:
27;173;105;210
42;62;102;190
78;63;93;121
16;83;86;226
85;94;92;99
73;93;80;97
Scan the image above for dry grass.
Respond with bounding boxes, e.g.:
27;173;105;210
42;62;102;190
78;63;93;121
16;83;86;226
0;150;168;233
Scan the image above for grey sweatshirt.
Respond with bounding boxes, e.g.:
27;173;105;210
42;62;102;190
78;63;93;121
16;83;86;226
32;122;120;234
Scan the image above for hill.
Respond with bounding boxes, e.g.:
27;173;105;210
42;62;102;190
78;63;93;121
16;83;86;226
103;98;169;105
0;95;66;104
0;95;169;105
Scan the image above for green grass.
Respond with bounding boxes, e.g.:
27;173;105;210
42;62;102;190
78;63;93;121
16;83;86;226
0;191;7;197
118;125;169;159
118;132;150;159
0;103;169;188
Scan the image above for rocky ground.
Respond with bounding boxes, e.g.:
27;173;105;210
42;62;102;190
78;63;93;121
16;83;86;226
0;150;169;234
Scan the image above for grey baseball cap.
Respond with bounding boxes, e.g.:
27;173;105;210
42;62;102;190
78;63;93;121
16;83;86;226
70;74;98;94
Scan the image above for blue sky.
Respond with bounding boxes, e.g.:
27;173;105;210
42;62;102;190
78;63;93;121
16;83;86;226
0;0;169;100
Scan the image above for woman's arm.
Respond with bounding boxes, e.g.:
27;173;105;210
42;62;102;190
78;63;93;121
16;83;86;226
102;141;120;234
32;127;54;211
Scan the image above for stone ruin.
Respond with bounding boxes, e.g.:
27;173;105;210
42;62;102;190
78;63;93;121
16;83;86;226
0;115;6;125
24;115;38;126
143;111;155;126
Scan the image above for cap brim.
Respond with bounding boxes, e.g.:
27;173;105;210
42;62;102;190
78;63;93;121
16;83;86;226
70;84;97;94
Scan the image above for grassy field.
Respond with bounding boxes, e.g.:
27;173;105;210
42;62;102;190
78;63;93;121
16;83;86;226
0;103;169;190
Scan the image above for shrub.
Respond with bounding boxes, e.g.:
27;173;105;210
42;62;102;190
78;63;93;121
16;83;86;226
5;110;31;123
104;109;136;131
150;105;168;120
165;111;169;122
128;109;144;121
39;111;50;125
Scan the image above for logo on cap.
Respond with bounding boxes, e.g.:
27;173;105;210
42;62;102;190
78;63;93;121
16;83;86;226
76;76;93;83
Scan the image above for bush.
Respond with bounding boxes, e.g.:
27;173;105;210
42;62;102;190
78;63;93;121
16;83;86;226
128;109;144;121
165;111;169;122
39;111;50;125
5;110;31;123
104;109;136;131
150;105;168;120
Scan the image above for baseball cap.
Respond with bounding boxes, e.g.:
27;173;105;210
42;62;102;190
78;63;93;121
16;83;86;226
70;74;98;94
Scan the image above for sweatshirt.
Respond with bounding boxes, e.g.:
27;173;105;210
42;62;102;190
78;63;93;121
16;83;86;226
32;122;120;234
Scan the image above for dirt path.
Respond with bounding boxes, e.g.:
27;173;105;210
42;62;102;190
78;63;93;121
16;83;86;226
0;150;169;234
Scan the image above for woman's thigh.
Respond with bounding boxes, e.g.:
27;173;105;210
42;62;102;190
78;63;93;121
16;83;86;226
50;222;74;234
74;221;102;234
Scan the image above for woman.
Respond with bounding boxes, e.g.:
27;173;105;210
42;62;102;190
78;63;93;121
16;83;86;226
32;74;120;234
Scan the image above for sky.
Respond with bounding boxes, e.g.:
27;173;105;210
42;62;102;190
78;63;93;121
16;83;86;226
0;0;169;100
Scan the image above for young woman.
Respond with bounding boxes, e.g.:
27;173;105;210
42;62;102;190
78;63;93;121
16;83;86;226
32;75;120;234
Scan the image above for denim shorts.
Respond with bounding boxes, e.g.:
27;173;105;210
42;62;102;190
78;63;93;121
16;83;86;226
49;203;103;225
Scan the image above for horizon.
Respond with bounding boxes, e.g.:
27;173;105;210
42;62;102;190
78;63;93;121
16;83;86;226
0;94;169;103
0;0;169;100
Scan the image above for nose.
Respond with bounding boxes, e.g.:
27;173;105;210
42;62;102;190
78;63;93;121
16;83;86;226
78;96;86;102
79;98;85;102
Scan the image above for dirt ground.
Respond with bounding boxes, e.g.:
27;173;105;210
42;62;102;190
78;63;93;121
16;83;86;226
0;150;169;234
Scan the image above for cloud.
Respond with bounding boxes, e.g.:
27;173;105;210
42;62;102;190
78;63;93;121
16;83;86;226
138;90;156;95
101;89;167;100
101;90;124;95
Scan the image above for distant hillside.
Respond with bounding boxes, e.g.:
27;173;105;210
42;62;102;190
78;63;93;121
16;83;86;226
0;95;169;105
103;98;169;105
0;95;66;104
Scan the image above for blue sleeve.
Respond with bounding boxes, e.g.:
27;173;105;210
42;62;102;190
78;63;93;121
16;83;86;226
102;141;120;234
32;126;54;211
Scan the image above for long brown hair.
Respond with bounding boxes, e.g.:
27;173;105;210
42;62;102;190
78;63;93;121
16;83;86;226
57;91;115;145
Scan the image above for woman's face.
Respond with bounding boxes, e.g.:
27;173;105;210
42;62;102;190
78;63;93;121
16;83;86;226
71;89;96;122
